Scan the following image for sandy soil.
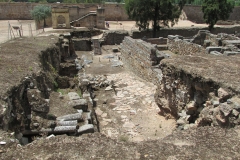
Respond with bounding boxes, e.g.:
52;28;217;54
0;20;37;44
106;20;210;31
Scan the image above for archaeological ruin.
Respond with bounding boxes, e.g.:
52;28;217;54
0;2;240;159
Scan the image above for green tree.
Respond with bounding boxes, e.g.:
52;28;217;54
125;0;189;38
202;0;234;31
31;5;51;31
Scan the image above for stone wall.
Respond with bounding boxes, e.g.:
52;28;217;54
101;30;129;45
73;38;92;51
1;3;240;23
120;36;163;84
168;35;205;55
184;5;240;24
0;3;129;21
131;26;240;39
145;37;167;45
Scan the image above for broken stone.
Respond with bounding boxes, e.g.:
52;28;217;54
186;101;197;111
206;46;222;54
57;113;83;121
218;88;230;102
46;134;55;139
68;92;81;100
176;119;187;125
33;123;40;127
68;99;88;111
27;89;49;113
57;120;78;126
112;48;119;52
232;109;239;117
77;124;94;134
105;86;113;91
130;110;137;115
101;113;107;118
219;103;233;117
216;114;226;123
213;101;220;107
95;108;103;116
82;93;91;98
233;102;240;111
178;110;187;117
121;115;127;119
81;79;89;86
227;99;233;104
123;122;135;129
194;91;205;105
0;141;6;145
21;137;29;145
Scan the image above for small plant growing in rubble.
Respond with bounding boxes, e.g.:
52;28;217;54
8;68;13;74
76;89;82;97
56;88;65;95
29;66;33;71
119;135;129;142
17;66;22;72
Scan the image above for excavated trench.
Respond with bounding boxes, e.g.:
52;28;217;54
2;31;240;145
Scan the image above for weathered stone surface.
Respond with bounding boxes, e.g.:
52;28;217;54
216;114;226;123
210;51;222;55
77;124;94;134
68;99;88;111
213;101;220;107
218;88;230;102
68;92;81;100
27;89;49;113
112;48;119;52
186;101;197;111
177;119;187;125
57;120;78;126
232;109;239;117
206;46;222;54
57;112;83;121
168;35;205;55
219;103;233;117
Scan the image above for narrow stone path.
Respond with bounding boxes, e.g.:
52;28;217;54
95;71;176;142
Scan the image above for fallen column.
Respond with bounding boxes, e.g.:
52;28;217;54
57;112;83;121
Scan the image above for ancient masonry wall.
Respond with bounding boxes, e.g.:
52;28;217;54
168;36;205;55
121;36;240;130
0;3;129;21
184;5;240;24
1;3;240;23
120;36;162;84
132;26;240;39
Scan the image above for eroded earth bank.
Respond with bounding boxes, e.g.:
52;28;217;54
0;29;240;159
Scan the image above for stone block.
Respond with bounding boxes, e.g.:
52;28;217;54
218;88;230;102
206;47;222;54
68;92;81;100
77;124;94;134
210;51;222;56
219;103;233;117
68;99;88;111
